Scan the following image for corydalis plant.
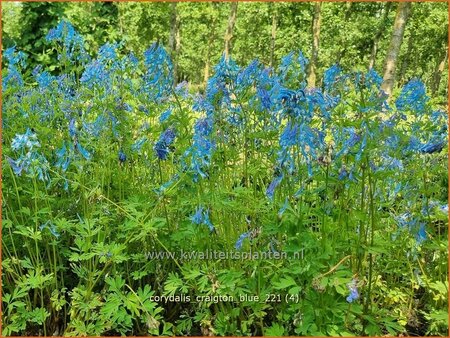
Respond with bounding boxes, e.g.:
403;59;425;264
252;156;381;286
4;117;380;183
190;206;215;232
183;117;215;181
154;128;176;160
7;128;50;181
46;20;89;64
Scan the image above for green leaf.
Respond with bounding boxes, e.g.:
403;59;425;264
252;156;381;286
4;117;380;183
273;276;297;290
265;323;285;336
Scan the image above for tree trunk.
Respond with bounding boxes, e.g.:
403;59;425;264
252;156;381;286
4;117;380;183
381;2;411;96
224;2;238;60
307;2;322;88
270;3;278;68
169;2;180;82
368;2;392;70
431;48;448;95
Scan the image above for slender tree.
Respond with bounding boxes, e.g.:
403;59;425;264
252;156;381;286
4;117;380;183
224;2;238;60
430;47;448;95
168;2;181;82
307;2;322;88
381;2;411;96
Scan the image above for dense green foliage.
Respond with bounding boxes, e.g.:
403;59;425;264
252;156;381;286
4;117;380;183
1;3;449;337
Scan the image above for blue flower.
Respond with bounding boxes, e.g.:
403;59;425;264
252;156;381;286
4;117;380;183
324;64;341;91
3;47;27;90
202;209;215;232
39;221;60;239
118;150;127;163
395;212;416;230
346;279;359;303
160;128;176;144
4;46;27;68
154;141;170;160
183;117;215;181
175;81;189;98
338;166;358;183
213;54;240;80
418;141;445;154
365;68;383;88
439;204;449;214
190;207;204;225
194;117;213;136
190;206;215;232
193;94;215;114
431;109;447;124
335;127;361;159
280;123;299;148
69;119;77;138
394;212;428;245
98;42;119;62
3;66;24;90
76;142;92;161
7;156;25;176
235;232;250;250
34;69;55;89
46;20;87;63
298;123;322;160
338;167;348;180
416;223;427;244
297;51;309;72
277;51;308;84
138;105;150;115
159;109;172;123
80;61;109;88
55;142;71;172
143;43;174;99
307;89;339;119
257;87;272;110
266;174;283;201
11;128;40;151
7;151;50;182
154;128;176;160
395;79;428;113
236;59;260;92
128;52;139;67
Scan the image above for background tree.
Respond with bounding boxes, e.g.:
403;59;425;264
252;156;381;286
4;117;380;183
307;2;322;87
381;2;412;96
6;2;64;67
168;2;181;82
368;2;392;70
224;2;238;60
2;2;22;49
